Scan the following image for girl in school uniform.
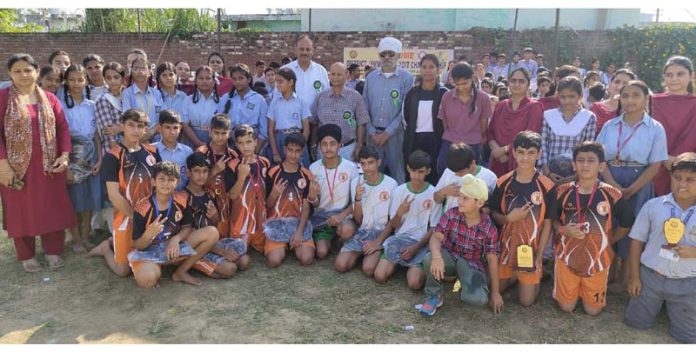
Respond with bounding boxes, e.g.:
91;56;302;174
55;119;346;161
651;56;696;196
121;56;164;141
95;62;126;155
217;64;268;154
49;50;71;77
181;66;220;148
268;67;311;166
156;62;187;117
61;65;102;253
589;68;636;133
37;66;61;95
82;54;108;102
208;52;233;96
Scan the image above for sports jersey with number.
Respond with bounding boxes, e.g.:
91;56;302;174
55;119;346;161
102;143;161;206
350;174;398;230
267;164;313;219
389;182;442;241
196;144;238;236
224;156;271;237
489;171;555;266
132;191;193;246
309;157;359;212
549;181;634;277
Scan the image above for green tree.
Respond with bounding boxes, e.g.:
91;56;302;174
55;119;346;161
0;9;43;32
83;8;216;38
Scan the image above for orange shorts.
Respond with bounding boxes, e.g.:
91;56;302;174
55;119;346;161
244;231;266;253
192;257;219;277
264;238;315;255
113;212;133;265
498;261;542;285
553;260;609;308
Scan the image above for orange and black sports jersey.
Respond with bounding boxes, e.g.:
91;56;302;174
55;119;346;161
548;181;634;277
184;187;221;232
225;155;271;238
195;144;238;236
490;171;555;267
267;164;313;219
132;191;192;246
102;143;161;207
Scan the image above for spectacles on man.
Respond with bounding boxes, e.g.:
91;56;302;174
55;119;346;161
379;51;396;58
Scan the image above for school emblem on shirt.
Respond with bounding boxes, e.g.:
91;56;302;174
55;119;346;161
531;191;543;205
146;155;156;166
297;178;307;189
339;172;349;183
390;89;400;99
379;191;390;202
174;210;183;222
246;102;255;110
596;201;610;216
342;110;357;128
313;80;322;92
423;199;433;210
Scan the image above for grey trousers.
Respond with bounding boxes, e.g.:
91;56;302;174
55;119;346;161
368;129;405;184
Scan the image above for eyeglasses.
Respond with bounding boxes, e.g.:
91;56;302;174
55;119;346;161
131;66;149;73
379;51;396;58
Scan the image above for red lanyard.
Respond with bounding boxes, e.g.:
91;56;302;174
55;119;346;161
324;165;339;204
574;181;599;225
615;121;642;159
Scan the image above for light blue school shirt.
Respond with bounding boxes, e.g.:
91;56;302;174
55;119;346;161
217;89;269;140
153;141;193;191
61;97;96;139
518;59;539;78
629;194;696;278
596;113;668;165
181;91;219;131
267;92;310;131
121;83;164;128
160;89;187;116
362;67;413;136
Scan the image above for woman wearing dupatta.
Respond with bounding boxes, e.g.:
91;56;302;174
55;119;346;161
487;68;543;177
0;54;76;272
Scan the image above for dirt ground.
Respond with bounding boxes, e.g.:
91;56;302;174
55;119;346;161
0;201;677;344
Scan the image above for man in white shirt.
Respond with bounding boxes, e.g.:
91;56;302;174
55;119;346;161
281;35;330;110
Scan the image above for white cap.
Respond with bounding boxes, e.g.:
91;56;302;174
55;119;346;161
378;37;402;53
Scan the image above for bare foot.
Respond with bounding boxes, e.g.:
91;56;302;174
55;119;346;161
45;255;64;270
22;258;42;273
72;242;87;254
172;270;202;286
87;239;110;257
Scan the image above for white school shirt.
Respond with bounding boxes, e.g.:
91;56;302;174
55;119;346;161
389;183;442;241
435;166;497;212
350;173;398;231
310;157;360;212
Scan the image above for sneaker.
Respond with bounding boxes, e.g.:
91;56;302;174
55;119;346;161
415;295;443;316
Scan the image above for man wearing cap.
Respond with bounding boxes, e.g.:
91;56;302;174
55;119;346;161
415;174;503;316
362;36;414;184
311;62;369;162
282;34;330;109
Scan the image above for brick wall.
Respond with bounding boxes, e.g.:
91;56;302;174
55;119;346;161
0;30;614;81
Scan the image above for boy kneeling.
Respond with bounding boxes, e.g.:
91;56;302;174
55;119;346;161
416;174;503;316
128;161;219;288
624;152;696;343
264;133;318;267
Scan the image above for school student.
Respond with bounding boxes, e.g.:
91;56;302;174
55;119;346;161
61;64;102;254
651;56;696;196
436;62;493;178
37;66;61;95
88;109;162;278
624;152;696;343
548;141;635;316
597;80;668;292
264;132;318;267
175;61;195;96
335;146;398;276
589;69;636;133
217;64;268;154
152;110;193;191
128;161;219;288
49;50;71;77
181;66;220;148
540;76;597;183
225;124;272;254
95;62;126;155
373;150;443;290
309;124;360;259
83;54;108;102
121;56;164;141
490;131;555;307
416;174;502;316
434;143;497;213
195;114;239;238
538;65;581;112
187;152;249;279
156;62;187;117
487;68;544;177
268;67;311;166
264;67;278;102
207;52;233;96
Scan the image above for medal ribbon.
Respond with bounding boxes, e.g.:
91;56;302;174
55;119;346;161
670;207;695;225
324;164;339;205
574;180;599;226
615;121;642;160
152;194;173;242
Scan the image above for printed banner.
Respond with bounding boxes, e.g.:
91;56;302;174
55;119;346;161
343;47;454;77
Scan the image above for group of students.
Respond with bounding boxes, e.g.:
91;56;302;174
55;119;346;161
4;45;696;343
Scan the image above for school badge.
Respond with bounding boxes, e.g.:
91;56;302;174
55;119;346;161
423;199;432;210
175;210;183;222
338;172;349;183
313;80;322;93
531;191;543;205
342;110;357;128
596;201;610;216
146;155;156;166
297;178;307;189
379;191;390;202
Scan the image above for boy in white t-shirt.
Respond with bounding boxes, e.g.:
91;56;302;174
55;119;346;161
373;150;443;290
434;142;497;213
309;124;360;259
335;146;398;276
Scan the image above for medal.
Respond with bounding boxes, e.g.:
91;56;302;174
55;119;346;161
516;244;535;271
324;164;338;206
663;207;694;248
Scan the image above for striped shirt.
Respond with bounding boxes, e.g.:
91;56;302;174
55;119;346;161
95;92;122;155
362;68;414;136
311;87;369;144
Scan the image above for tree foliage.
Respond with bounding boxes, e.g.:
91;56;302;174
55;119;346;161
0;9;44;32
83;9;216;38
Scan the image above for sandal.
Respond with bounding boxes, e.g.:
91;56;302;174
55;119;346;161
21;258;42;273
45;255;65;270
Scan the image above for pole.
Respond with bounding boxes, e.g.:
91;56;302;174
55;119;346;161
554;8;560;68
308;8;312;32
656;8;660;23
217;8;222;52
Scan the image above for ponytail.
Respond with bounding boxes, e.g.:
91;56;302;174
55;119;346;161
470;80;477;114
85;85;91;101
63;82;74;108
